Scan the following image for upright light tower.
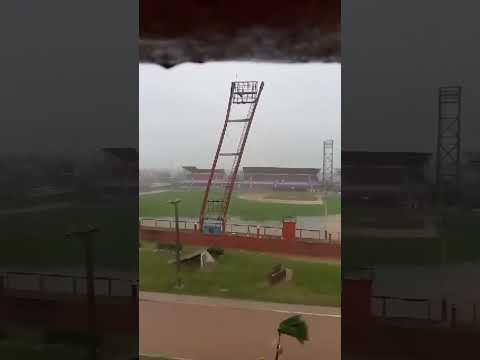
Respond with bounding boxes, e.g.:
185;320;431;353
322;140;334;188
199;81;264;232
436;86;462;206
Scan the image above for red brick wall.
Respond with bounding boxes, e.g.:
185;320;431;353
140;226;340;259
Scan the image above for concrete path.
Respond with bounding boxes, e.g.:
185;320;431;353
140;292;340;360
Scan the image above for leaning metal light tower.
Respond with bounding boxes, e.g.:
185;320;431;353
199;81;264;232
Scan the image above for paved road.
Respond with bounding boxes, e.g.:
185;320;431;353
140;292;340;360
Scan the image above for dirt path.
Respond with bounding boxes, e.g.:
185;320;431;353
238;192;324;205
140;292;340;360
275;253;341;265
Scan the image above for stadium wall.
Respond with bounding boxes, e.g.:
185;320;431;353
139;226;340;259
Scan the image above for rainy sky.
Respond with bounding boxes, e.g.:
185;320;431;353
140;62;341;170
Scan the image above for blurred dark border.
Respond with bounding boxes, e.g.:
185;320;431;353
342;2;480;359
0;2;138;359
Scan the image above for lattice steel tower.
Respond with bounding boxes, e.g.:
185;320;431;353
199;81;264;231
435;86;462;204
322;139;334;187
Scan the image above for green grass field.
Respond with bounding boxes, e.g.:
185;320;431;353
140;190;341;222
140;244;340;306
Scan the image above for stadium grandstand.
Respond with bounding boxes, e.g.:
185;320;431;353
182;166;226;187
241;166;321;191
180;165;322;191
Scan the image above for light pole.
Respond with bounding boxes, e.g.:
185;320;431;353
169;199;182;288
65;225;100;360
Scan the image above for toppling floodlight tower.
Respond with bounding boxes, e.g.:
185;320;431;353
199;81;264;232
322;140;334;188
435;86;462;206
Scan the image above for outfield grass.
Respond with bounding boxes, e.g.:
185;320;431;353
140;245;340;306
139;190;341;221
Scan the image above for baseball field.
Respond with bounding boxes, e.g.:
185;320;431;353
140;190;341;221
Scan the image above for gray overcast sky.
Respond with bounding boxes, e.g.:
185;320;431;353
140;62;340;170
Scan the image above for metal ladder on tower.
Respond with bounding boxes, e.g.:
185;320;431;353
199;81;264;232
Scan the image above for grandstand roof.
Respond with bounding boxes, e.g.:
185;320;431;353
183;166;225;174
243;167;320;175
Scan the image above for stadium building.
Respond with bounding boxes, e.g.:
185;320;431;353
241;167;321;191
182;166;226;187
180;165;322;191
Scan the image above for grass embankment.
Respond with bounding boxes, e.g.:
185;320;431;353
140;190;341;221
140;244;340;307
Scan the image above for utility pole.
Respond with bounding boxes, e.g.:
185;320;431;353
66;225;100;360
169;199;183;288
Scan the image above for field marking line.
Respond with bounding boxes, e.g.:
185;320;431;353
140;353;193;360
141;297;341;318
269;308;341;318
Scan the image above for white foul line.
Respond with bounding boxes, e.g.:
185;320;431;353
141;298;341;318
270;309;341;318
141;354;192;360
